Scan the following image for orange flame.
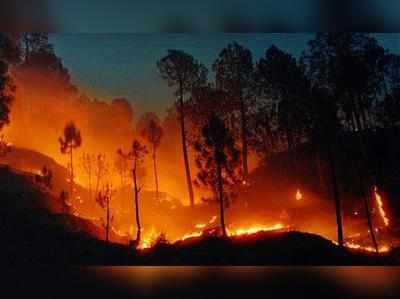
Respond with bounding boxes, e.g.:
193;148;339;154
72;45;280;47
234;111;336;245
343;241;390;253
227;223;286;236
374;186;389;227
296;189;302;201
138;228;158;249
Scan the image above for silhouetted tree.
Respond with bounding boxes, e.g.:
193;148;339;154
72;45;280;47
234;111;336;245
137;112;164;198
0;34;16;132
304;33;387;132
158;49;207;207
186;84;232;142
254;45;310;165
59;122;82;197
194;114;241;237
118;140;148;246
96;183;115;243
303;33;393;251
19;33;52;62
213;42;254;182
308;86;345;247
377;54;400;129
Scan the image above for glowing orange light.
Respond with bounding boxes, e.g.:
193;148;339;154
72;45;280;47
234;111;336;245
374;186;389;227
227;223;287;237
296;189;302;201
138;228;158;250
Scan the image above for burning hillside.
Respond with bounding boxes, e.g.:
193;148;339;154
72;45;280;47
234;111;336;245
0;33;399;265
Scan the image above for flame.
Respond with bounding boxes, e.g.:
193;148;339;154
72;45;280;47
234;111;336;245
374;186;389;227
344;241;390;253
180;231;203;241
227;223;286;236
209;215;217;224
296;189;302;201
195;223;206;229
138;228;159;249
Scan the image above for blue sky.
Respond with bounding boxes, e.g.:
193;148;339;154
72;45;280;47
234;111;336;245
50;33;400;118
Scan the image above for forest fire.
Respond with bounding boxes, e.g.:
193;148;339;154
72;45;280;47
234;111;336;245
0;32;399;266
136;222;290;250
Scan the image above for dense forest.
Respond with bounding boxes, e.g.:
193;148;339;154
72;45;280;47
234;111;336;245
0;33;399;263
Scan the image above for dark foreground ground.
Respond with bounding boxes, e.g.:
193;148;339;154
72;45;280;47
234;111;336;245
1;166;399;265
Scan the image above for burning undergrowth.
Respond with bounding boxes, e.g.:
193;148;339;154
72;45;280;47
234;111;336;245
1;143;397;260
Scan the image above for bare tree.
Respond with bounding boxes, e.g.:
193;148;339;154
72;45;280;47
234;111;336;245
96;183;115;243
118;140;148;246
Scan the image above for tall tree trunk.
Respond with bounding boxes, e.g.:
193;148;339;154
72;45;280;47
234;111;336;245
152;143;159;199
357;165;379;253
133;162;141;244
179;85;195;207
327;142;344;247
239;91;248;180
217;160;227;237
69;144;74;198
350;92;364;132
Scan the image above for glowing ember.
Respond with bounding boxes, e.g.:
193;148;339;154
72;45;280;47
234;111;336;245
241;180;250;187
374;186;390;227
295;189;302;201
195;223;206;229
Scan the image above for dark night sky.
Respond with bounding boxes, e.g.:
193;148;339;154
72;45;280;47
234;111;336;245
49;33;400;118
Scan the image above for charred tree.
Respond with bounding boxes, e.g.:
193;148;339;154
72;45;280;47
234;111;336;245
118;140;148;246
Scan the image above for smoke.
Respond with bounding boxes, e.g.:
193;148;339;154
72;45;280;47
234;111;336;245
5;62;134;185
